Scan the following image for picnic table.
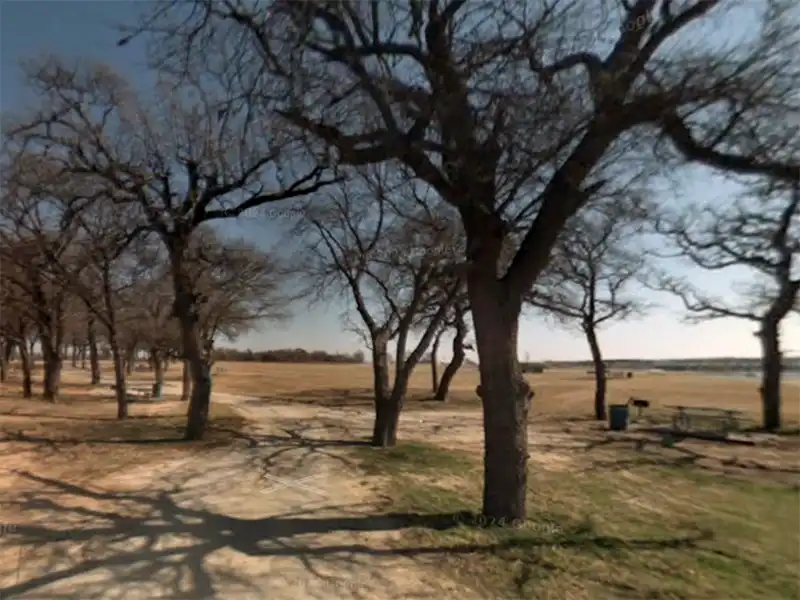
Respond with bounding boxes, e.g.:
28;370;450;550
666;405;743;434
109;385;151;402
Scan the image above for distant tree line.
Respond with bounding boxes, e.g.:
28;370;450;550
212;347;365;364
545;358;800;373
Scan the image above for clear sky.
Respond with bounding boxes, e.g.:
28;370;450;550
2;1;798;362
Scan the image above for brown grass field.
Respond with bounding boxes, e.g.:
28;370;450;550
0;361;798;599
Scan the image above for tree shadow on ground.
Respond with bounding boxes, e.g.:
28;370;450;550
0;470;715;600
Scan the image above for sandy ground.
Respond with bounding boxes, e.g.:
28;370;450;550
0;387;483;600
1;368;797;599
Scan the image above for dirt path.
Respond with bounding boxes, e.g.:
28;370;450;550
0;393;482;600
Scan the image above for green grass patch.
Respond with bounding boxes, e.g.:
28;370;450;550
351;441;800;600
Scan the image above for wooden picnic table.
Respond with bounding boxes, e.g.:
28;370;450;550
665;405;743;434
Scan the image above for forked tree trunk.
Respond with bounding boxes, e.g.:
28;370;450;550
19;343;33;398
87;316;101;385
436;308;467;401
584;321;607;421
430;329;443;393
759;319;782;431
469;276;530;523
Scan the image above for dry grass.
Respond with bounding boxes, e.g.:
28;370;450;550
201;361;799;425
1;360;798;599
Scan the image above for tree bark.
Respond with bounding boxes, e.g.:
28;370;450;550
430;328;443;393
0;339;7;383
171;245;212;440
584;321;607;421
370;332;393;446
125;346;136;375
759;319;782;431
436;308;467;401
109;334;128;420
71;341;78;368
469;275;530;523
87;315;101;385
19;342;32;398
41;345;62;401
151;349;165;398
181;359;192;401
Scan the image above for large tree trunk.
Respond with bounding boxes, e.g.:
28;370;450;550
171;246;212;440
436;308;467;401
584;321;607;421
41;343;62;401
759;319;782;431
370;333;394;446
19;342;32;398
87;315;101;384
469;276;530;523
430;329;443;393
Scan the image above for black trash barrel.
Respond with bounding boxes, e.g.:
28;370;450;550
608;404;629;431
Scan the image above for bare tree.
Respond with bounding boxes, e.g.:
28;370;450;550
656;180;799;430
0;285;34;396
129;0;800;520
0;171;78;401
5;57;338;439
527;204;650;420
296;171;462;445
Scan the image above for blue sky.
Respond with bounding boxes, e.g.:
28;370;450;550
2;1;797;361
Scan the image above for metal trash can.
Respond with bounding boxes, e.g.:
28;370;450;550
609;404;629;431
152;382;163;399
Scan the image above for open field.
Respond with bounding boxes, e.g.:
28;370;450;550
0;362;798;599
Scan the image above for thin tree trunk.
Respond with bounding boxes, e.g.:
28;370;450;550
71;341;78;368
759;319;782;431
151;349;165;398
110;335;128;420
0;339;7;383
28;338;36;369
87;315;101;385
125;346;136;376
19;343;32;398
584;321;607;421
469;276;530;523
370;333;393;446
436;308;467;401
80;345;87;369
430;329;443;393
